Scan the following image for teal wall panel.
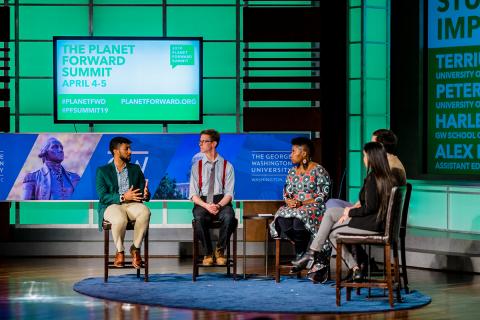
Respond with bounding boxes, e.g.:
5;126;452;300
365;80;387;115
168;116;237;133
449;193;480;233
93;6;163;36
18;116;90;132
349;80;361;114
204;79;236;114
167;202;193;224
10;203;15;224
348;187;361;203
348;151;362;188
349;116;361;151
19;6;89;39
204;43;236;77
365;43;387;78
349;8;361;43
147;202;164;224
167;7;236;40
408;189;448;230
19;42;52;77
365;8;386;42
20;0;88;3
94;1;162;3
92;123;164;133
19;202;90;224
349;43;361;79
19;79;53;114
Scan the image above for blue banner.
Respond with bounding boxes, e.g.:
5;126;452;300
0;133;307;201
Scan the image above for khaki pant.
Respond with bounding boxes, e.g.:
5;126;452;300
104;202;151;252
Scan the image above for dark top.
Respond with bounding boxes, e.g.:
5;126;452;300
347;173;384;232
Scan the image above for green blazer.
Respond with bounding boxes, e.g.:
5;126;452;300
95;162;149;231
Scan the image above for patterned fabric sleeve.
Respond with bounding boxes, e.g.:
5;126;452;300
312;165;331;204
283;167;295;200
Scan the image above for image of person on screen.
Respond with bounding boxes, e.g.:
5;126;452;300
189;129;236;266
23;137;81;200
269;137;331;264
96;137;151;269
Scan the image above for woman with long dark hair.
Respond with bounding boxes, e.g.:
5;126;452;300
292;141;396;283
269;137;331;260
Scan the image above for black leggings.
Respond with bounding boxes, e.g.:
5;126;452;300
276;217;311;255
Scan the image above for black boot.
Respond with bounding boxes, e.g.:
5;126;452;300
306;241;333;284
291;249;316;270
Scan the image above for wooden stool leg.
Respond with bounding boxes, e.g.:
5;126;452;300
275;239;281;283
192;221;198;282
336;242;342;306
144;229;149;282
385;245;394;308
394;243;401;302
104;229;109;283
400;236;409;293
233;227;237;280
226;235;231;277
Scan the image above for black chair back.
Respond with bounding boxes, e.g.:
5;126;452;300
384;186;408;246
399;183;412;239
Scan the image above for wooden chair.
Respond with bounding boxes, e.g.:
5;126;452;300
103;220;149;282
335;186;407;307
192;218;238;281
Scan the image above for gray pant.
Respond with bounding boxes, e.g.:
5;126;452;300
310;207;379;269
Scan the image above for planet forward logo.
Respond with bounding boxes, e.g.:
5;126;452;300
107;151;149;173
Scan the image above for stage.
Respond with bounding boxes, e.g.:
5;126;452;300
1;257;478;319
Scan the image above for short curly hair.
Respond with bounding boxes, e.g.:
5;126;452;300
109;136;132;154
291;137;314;157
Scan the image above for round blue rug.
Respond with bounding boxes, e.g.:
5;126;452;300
73;273;431;313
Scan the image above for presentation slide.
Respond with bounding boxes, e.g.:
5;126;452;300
0;133;306;201
427;0;480;174
54;37;202;123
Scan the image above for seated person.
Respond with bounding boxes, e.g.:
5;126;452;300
326;129;406;273
292;142;396;283
189;129;236;266
327;128;406;209
269;137;331;261
96;136;151;269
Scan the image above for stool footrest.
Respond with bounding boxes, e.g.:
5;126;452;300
108;261;146;269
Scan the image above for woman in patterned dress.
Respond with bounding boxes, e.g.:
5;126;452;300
269;137;331;259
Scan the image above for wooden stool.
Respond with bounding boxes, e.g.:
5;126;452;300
192;218;237;281
103;219;149;282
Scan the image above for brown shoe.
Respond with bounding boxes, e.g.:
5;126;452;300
215;247;227;266
114;251;125;267
202;255;214;266
130;247;142;269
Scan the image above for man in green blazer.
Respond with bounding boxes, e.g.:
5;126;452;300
96;136;151;269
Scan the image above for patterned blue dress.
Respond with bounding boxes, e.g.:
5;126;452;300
269;164;331;238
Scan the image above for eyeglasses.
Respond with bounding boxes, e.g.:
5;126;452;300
199;140;213;144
